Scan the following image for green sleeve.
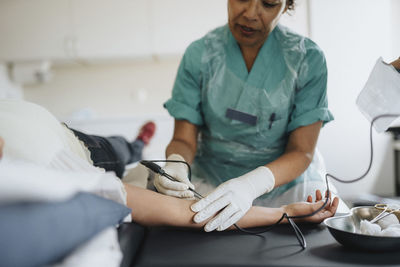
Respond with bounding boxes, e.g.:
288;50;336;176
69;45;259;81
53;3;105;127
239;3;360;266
287;41;334;132
164;40;205;126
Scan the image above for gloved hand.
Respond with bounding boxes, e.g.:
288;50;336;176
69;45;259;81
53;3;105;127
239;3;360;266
191;166;275;232
153;154;195;198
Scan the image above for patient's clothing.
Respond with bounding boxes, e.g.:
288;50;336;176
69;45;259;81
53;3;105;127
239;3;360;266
69;128;144;178
0;99;90;166
62;125;93;164
0;99;145;178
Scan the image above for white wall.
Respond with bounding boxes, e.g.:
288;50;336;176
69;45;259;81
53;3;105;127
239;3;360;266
392;0;400;56
22;0;310;121
310;0;398;198
23;58;180;119
0;0;228;62
280;0;310;37
0;64;23;99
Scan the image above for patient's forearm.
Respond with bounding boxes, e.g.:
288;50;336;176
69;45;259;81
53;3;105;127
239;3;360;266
124;184;284;229
0;137;4;159
391;58;400;70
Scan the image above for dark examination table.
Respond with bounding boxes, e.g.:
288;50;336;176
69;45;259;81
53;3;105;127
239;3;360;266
118;222;400;267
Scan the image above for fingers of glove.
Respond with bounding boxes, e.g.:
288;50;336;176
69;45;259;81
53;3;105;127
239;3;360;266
154;179;194;198
174;176;195;190
186;180;195;190
191;185;227;212
166;168;195;189
154;178;177;195
217;211;245;231
174;189;194;199
157;175;189;191
182;195;196;201
204;203;239;232
193;193;231;223
217;211;244;231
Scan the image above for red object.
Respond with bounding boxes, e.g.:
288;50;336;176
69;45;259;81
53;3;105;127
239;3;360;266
136;121;156;145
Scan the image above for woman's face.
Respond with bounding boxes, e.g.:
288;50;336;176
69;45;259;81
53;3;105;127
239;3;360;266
228;0;288;49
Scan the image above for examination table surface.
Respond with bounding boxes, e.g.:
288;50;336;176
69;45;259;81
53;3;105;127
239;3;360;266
118;222;400;267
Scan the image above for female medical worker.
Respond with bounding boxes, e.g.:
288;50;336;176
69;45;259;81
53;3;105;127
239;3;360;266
156;0;336;232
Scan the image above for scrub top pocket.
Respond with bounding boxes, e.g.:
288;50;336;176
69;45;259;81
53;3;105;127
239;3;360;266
256;101;290;145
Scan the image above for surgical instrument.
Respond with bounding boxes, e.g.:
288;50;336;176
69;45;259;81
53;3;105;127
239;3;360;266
140;160;203;199
371;204;400;224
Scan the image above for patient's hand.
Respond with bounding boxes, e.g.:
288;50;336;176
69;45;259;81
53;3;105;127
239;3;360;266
282;190;339;224
391;58;400;70
0;137;4;159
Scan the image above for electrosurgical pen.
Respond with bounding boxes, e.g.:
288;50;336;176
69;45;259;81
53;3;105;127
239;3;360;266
140;160;204;199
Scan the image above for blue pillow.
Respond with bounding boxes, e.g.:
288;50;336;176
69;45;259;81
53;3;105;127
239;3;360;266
0;192;131;267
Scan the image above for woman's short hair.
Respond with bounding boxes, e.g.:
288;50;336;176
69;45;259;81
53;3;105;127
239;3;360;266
287;0;295;10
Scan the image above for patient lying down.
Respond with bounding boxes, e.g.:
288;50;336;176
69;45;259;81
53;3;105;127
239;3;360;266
0;136;338;229
126;184;338;229
0;100;338;231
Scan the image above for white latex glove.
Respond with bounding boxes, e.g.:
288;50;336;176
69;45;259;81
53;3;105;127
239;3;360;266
153;154;195;198
191;166;275;232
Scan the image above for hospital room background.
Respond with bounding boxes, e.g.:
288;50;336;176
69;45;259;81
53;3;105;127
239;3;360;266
0;0;399;205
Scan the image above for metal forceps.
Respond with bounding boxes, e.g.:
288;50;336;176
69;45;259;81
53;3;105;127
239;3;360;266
371;204;400;223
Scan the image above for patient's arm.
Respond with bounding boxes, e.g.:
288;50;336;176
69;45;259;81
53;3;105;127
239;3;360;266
391;58;400;70
0;137;3;159
124;183;338;229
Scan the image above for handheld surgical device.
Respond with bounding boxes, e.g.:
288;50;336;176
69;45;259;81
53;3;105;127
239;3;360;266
140;160;203;199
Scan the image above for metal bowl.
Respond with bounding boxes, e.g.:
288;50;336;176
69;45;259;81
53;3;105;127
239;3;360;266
324;206;400;251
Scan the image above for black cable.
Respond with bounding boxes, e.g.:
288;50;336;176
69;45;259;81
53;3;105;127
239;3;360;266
288;114;399;220
327;114;399;184
141;159;192;182
140;114;399;249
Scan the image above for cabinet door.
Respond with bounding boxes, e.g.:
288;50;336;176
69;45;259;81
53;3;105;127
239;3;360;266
0;0;71;62
71;0;152;60
150;0;227;56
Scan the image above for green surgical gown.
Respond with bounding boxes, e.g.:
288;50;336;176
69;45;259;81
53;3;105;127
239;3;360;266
164;24;333;199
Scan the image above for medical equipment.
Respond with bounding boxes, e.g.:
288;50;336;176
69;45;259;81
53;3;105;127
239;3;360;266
140;160;203;199
371;204;400;224
325;206;400;251
356;58;400;132
152;154;196;199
